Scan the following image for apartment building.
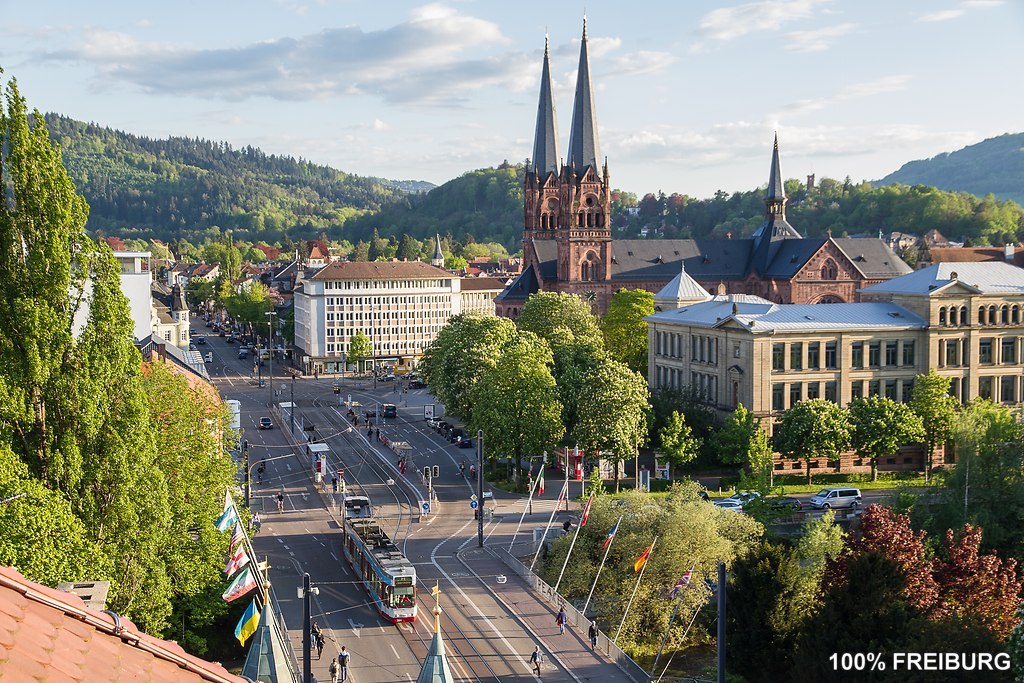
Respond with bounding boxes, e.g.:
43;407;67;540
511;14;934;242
295;261;490;374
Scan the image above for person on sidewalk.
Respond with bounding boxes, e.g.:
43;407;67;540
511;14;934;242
589;621;598;649
329;657;339;683
339;646;351;681
316;632;325;659
555;607;567;635
530;645;542;676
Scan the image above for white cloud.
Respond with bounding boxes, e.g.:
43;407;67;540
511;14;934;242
697;0;832;42
372;119;389;131
778;74;912;116
918;0;1004;22
918;9;964;22
785;22;857;52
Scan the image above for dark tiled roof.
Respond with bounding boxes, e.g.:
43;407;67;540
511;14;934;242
0;566;246;683
310;261;452;281
460;277;508;291
531;37;560;178
761;238;828;278
832;238;913;279
532;241;558;281
610;239;751;280
495;265;539;302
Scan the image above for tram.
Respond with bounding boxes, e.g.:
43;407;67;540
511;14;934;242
341;517;417;623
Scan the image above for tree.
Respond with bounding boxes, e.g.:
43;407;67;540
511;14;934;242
909;370;958;480
517;292;604;350
727;542;808;682
347;331;372;372
395;234;419;262
849;396;926;481
574;358;650;491
470;331;564;474
552;337;605;441
657;410;700;476
773;399;852;484
600;288;654;375
713;403;776;485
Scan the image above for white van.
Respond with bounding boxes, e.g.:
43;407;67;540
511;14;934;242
809;487;862;510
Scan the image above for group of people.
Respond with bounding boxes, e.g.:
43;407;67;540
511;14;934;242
312;622;351;683
527;607;598;677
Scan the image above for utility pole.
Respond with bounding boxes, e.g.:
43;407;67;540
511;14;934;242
302;573;314;683
290;376;296;434
243;439;250;506
371;301;377;390
717;560;726;683
477;430;484;547
266;310;277;406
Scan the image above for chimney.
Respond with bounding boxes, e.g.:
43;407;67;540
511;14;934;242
1005;243;1015;261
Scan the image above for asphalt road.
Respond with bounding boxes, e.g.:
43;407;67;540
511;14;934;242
202;328;626;683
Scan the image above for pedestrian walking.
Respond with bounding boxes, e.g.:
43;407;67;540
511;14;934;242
556;607;567;635
530;645;542;676
588;621;598;649
339;646;351;682
329;657;339;683
316;632;325;659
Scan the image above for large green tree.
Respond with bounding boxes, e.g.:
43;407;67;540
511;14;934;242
600;288;654;375
470;331;564;473
909;370;958;480
657;410;700;477
347;331;372;371
849;396;926;481
773;399;852;484
573;358;650;491
516;291;603;350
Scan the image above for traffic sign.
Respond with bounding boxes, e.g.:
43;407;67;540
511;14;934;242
470;501;478;509
422;502;430;512
470;494;478;501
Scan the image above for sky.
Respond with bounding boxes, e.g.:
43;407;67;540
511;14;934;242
1;0;1022;199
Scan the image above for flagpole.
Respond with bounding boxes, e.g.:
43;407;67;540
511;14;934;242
564;448;570;512
581;514;622;617
529;480;568;573
651;564;694;678
614;536;657;646
553;493;593;595
509;462;541;553
655;600;705;683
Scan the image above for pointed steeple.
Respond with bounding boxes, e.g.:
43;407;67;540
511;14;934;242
767;132;784;203
431;234;445;268
416;584;454;683
751;134;802;275
654;260;712;311
531;34;560;179
567;17;601;174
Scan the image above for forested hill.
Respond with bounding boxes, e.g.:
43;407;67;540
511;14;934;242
45;113;433;244
876;132;1024;206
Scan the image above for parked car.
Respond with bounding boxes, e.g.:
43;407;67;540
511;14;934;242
720;491;762;508
225;336;235;344
258;417;273;430
714;500;744;512
769;496;803;511
809;487;862;510
457;435;473;448
409;379;426;389
238;350;248;360
195;337;206;345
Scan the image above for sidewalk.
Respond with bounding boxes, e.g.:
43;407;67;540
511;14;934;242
458;546;637;683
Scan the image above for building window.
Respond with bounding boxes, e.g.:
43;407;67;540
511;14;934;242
902;379;914;403
869;380;880;397
979;376;993;400
1001;337;1016;364
825;381;837;403
868;341;881;367
979;338;993;364
851;381;863;400
902;341;915;367
939;307;947;326
772;383;785;411
790;343;803;371
851;342;863;369
789;383;802;406
806;382;820;400
945;340;959;367
772;343;784;371
1000;376;1016;403
807;342;820;370
885;341;898;367
949;377;961;402
885;379;898;401
825;341;837;369
733;343;741;358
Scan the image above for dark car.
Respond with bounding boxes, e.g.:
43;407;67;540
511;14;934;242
409;379;426;389
448;428;463;443
769;497;803;511
225;336;235;344
258;417;273;430
195;337;206;345
457;435;473;448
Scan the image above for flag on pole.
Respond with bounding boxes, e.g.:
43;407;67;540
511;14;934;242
222;566;257;602
234;598;260;646
537;469;545;495
600;518;620;550
431;582;440;597
225;545;251;576
216;491;239;532
579;493;595;527
669;564;695;598
229;522;244;552
633;543;654;573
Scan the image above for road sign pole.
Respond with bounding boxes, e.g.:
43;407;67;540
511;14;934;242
477;430;484;548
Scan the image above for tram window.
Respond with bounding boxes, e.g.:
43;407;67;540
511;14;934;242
392;586;415;608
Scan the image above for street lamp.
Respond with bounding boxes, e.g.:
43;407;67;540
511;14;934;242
266;310;277;406
290;375;296;435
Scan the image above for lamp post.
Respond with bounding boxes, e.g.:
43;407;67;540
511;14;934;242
290;375;296;435
266;310;277;405
371;300;377;390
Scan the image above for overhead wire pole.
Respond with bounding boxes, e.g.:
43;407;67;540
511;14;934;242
476;430;484;547
509;463;542;553
266;310;277;406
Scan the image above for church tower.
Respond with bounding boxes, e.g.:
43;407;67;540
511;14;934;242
556;18;612;286
524;35;561;248
750;134;802;275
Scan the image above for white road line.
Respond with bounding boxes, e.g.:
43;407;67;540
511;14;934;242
390;644;400;660
288;551;295;557
330;552;340;562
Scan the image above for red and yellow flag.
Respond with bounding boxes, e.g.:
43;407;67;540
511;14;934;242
634;543;654;573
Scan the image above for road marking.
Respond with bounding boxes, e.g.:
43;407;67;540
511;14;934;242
330;552;340;562
348;618;364;637
390;643;400;660
288;551;294;557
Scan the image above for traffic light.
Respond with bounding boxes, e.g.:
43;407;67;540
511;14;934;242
424;466;431;479
432;465;440;479
333;386;340;394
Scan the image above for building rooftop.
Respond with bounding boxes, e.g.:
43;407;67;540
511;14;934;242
459;277;508;291
310;261;453;281
862;261;1024;296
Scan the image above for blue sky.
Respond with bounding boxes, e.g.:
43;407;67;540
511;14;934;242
1;0;1021;198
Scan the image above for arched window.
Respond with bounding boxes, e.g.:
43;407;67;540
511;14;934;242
938;307;947;326
578;212;585;227
989;305;997;325
580;261;591;281
1013;306;1021;324
820;259;838;280
1001;305;1009;325
979;306;987;325
960;306;968;326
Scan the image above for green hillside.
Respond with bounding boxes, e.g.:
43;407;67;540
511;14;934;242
45;113;432;244
876;132;1024;206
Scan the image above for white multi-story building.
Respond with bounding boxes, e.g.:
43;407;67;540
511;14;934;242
113;251;154;341
294;261;467;375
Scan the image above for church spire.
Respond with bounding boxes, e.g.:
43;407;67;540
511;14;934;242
567;17;601;174
416;583;454;683
531;34;560;179
431;234;445;268
766;132;786;217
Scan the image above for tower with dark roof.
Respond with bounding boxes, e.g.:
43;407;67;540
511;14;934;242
524;35;562;246
750;134;802;275
431;234;445;268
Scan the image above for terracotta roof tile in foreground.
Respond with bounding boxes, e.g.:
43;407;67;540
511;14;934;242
0;566;248;683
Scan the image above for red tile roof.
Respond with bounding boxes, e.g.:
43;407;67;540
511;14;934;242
0;566;247;683
928;247;1024;267
310;261;453;281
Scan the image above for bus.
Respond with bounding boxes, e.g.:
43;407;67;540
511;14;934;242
341;517;417;623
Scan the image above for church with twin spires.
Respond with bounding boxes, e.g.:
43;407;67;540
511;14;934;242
495;21;911;318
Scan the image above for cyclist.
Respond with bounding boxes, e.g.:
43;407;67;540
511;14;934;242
459;462;466;477
276;492;284;513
